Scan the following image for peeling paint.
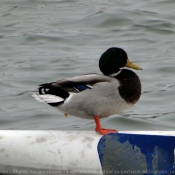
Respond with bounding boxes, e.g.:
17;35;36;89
26;136;31;139
80;150;85;158
82;136;94;142
58;149;61;154
82;137;94;149
36;137;47;143
87;142;92;149
29;141;35;145
0;148;5;153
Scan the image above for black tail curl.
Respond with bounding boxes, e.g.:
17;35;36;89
39;83;69;99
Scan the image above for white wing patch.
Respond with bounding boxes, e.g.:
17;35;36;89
32;93;64;103
86;85;93;88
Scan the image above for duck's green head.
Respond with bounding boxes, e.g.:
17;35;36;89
99;47;142;75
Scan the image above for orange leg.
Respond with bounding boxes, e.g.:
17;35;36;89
94;116;117;135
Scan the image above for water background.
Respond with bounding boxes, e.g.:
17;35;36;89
1;0;175;132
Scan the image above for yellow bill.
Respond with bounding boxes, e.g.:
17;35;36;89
125;59;142;70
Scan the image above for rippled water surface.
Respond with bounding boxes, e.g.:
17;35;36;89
1;0;175;132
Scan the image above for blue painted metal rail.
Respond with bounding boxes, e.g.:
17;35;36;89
98;133;175;175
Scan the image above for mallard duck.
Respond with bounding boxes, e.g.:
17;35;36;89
33;47;142;135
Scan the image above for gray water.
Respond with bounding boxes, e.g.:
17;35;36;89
1;0;175;132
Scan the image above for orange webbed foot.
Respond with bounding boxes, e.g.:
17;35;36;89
94;116;118;135
95;128;117;135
